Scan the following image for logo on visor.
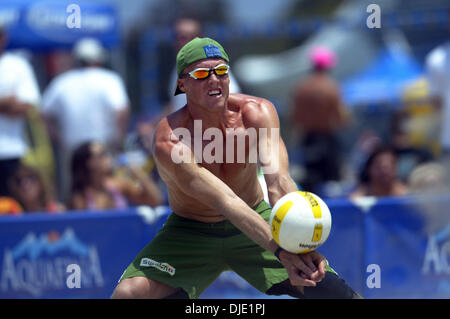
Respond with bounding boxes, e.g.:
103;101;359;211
203;45;222;58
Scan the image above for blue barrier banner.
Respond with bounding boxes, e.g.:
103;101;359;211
1;196;449;298
316;198;366;296
0;0;119;50
364;196;450;298
0;209;153;298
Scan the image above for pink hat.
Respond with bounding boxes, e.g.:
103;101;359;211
310;46;337;69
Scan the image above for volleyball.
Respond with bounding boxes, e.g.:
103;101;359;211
270;191;332;254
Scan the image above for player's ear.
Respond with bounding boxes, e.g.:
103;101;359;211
177;79;186;93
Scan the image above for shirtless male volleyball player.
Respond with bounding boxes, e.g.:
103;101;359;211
111;37;361;299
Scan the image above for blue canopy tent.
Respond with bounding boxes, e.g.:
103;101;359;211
0;0;119;51
341;48;423;108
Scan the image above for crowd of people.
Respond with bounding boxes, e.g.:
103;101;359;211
0;25;164;216
288;38;449;199
0;18;448;216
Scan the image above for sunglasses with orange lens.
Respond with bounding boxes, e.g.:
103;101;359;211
179;64;230;80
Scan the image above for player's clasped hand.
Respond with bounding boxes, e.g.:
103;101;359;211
278;250;327;287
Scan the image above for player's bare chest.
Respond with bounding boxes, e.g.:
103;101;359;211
185;119;257;165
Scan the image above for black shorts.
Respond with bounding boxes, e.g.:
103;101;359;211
267;271;363;299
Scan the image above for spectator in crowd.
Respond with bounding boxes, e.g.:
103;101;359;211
0;25;41;197
349;146;409;199
408;161;448;195
167;17;241;113
425;41;450;159
69;141;163;211
41;37;130;200
390;110;435;182
289;46;349;193
350;129;382;179
6;163;65;213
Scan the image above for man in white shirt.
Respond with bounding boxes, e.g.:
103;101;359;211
42;37;130;198
425;42;450;157
0;26;41;196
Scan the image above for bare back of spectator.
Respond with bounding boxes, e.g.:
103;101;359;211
290;46;348;193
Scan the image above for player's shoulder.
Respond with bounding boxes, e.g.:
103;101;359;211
152;109;189;158
229;93;278;127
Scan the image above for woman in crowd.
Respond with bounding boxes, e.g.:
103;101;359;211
349;146;409;199
69;141;163;211
6;163;65;213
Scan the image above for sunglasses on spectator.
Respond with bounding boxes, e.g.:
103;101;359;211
179;64;230;80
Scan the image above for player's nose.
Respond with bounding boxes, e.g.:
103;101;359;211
207;71;220;83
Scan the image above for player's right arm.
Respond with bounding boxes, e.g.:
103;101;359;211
151;118;318;288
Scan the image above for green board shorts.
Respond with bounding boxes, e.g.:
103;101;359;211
119;200;338;299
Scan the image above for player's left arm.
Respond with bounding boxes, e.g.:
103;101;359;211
252;98;327;283
250;98;297;206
